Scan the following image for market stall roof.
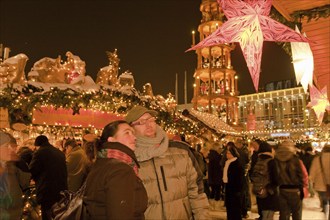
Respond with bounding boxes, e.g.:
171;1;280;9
272;0;330;98
182;108;240;137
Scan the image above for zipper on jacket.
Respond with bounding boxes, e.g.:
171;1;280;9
152;158;166;220
160;166;168;191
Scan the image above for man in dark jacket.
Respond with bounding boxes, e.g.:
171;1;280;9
235;138;251;219
29;135;68;220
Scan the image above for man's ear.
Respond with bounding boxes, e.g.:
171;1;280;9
108;137;115;142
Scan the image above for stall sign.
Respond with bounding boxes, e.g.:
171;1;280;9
32;106;123;128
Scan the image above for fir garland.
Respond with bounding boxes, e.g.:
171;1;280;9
270;4;330;57
291;4;330;23
0;83;205;137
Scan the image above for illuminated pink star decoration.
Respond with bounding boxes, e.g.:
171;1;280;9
187;0;309;91
291;26;314;93
308;85;330;124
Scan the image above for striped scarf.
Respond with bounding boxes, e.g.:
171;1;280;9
99;148;139;176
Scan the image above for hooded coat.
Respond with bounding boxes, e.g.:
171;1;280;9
275;144;303;189
66;146;90;192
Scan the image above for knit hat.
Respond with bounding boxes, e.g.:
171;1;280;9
0;131;11;146
125;106;158;124
34;135;49;147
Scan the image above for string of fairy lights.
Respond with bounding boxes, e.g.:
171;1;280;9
0;82;328;146
0;83;203;141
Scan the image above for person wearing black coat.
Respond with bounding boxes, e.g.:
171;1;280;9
208;143;223;210
223;142;244;220
253;142;280;220
29;135;68;220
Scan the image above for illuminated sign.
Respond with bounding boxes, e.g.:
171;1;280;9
270;132;290;137
32;106;123;128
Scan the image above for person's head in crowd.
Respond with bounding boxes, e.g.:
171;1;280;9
125;106;158;138
258;141;274;156
305;146;313;153
277;140;296;153
275;140;297;160
211;141;222;153
250;138;262;152
99;120;136;151
64;139;78;155
22;138;37;151
34;135;51;148
322;143;330;153
226;141;240;159
83;141;97;163
302;142;313;153
235;138;244;149
17;146;34;165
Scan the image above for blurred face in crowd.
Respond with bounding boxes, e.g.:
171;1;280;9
250;141;259;152
235;139;243;149
0;142;18;162
108;123;136;151
226;149;234;159
131;113;157;138
65;145;73;155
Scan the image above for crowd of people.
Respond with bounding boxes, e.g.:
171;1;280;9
0;105;329;220
201;137;330;220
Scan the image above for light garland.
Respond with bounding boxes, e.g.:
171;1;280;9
0;82;204;138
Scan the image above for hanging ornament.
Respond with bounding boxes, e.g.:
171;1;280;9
307;85;330;124
291;26;314;93
187;0;309;92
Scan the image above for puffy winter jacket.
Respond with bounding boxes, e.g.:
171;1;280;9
309;152;330;192
138;140;209;220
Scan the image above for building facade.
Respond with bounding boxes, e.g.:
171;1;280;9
238;86;320;137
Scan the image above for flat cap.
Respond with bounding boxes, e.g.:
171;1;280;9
125;106;158;124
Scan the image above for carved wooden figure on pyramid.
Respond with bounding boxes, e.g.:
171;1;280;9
96;49;120;86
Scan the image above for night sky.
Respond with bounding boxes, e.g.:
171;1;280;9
0;0;295;104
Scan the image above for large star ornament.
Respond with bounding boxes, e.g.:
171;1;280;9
291;26;314;93
307;85;330;124
187;0;309;91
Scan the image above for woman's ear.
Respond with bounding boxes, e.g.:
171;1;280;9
108;136;115;142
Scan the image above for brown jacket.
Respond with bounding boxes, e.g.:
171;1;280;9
66;146;90;192
84;142;147;220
